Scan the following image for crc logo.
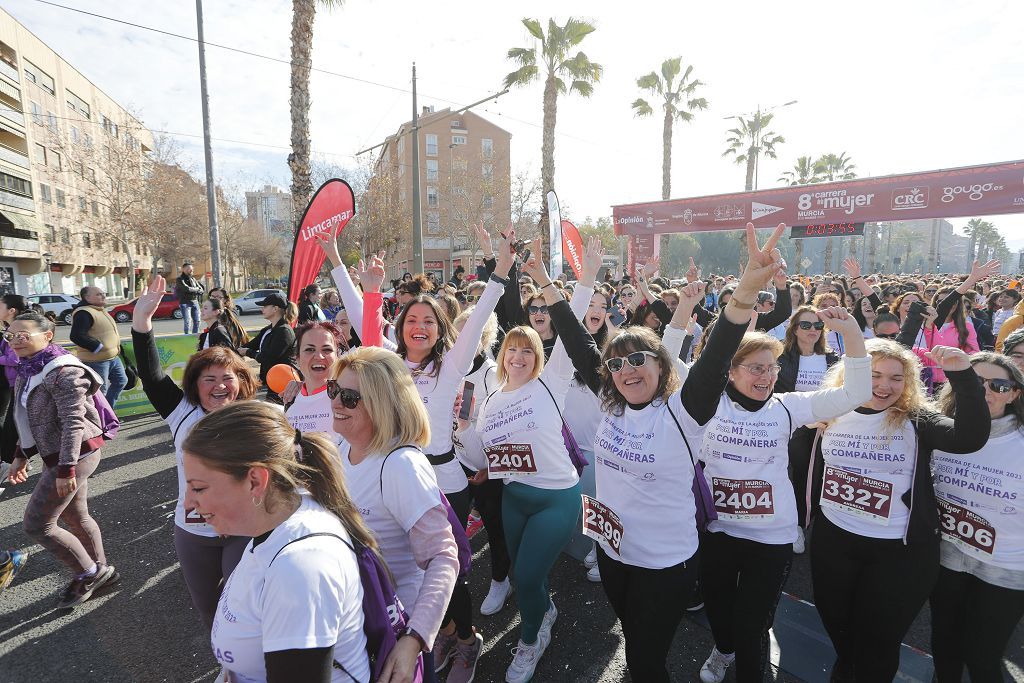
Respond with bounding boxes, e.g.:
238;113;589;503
891;187;929;210
683;208;694;225
941;182;1003;202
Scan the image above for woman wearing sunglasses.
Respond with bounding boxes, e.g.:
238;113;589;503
775;306;840;394
327;347;459;683
795;340;988;682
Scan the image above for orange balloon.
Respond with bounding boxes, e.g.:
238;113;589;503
266;364;300;394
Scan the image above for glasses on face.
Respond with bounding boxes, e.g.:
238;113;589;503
978;377;1020;394
876;332;899;340
1;330;47;343
527;305;549;315
797;321;825;331
925;289;937;297
465;294;479;302
604;350;658;373
621;291;635;299
326;380;362;408
737;363;782;377
762;300;776;308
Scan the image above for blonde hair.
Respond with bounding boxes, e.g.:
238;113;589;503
330;347;430;453
496;326;545;384
731;331;785;368
824;338;930;431
453;307;498;358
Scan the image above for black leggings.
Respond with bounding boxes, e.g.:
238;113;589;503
811;515;938;683
597;546;698;683
930;565;1024;683
443;486;474;640
701;531;792;683
472;477;510;581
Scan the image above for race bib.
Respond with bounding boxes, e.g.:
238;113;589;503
485;444;538;478
712;477;774;520
820;466;893;525
184;507;205;524
938;498;996;555
581;495;623;554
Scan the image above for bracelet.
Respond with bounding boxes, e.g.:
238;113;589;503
730;298;755;310
541;282;556;290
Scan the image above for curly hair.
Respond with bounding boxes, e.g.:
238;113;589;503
598;326;680;417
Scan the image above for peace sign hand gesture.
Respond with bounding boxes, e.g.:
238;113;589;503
735;222;786;299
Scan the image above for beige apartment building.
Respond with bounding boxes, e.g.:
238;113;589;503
246;184;293;238
374;106;511;281
0;7;154;300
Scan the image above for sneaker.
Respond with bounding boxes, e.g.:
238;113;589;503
586;564;601;583
686;584;705;612
431;629;458;672
505;639;542;683
584;546;598;569
446;631;483;683
538;599;558;648
699;647;735;683
466;512;484;539
480;577;512;616
56;563;117;609
0;549;28;592
793;527;806;554
0;462;10;496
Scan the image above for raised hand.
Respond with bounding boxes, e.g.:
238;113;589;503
642;255;660;280
735;222;786;299
280;380;302;405
842;257;862;280
132;275;167;333
580;235;604;286
359;255;386;293
686;257;701;284
671;280;706;329
494;229;517;279
818;306;861;335
522;238;550;285
927;345;972;372
968;259;1001;285
315;232;343;269
473;221;493;257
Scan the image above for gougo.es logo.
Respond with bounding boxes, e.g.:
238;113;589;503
941;182;1003;202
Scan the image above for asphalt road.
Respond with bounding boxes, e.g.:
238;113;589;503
1;414;1021;682
52;312;267;345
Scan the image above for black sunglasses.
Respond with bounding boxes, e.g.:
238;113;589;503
326;380;362;408
604;350;658;373
978;377;1020;394
527;305;549;315
797;321;825;331
876;332;899;340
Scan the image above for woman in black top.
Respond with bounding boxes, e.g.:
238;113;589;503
297;284;325;325
197;297;247;351
239;292;296;403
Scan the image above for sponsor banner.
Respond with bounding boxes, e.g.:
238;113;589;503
547;191;564;278
626;234;660;281
287;179;356;302
561;220;584;279
613;160;1024;235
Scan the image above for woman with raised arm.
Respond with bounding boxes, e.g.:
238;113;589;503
775;306;840;394
131;276;261;628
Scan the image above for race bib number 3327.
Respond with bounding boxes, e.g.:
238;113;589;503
485;444;537;478
581;495;623;554
820;466;893;525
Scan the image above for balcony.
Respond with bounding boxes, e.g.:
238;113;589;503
0;104;24;130
0;188;34;211
0;144;29;169
0;60;17;84
0;219;39;254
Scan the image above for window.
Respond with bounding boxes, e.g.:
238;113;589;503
73;161;83;177
482;163;494;181
60;227;69;244
55;189;65;207
78;196;87;212
426;159;438;182
33;143;46;164
24;60;55;95
482;138;493;158
91;200;99;216
483;194;494;209
84;134;92;149
483;212;495;229
82;231;91;248
0;172;32;197
71;126;79;143
450;119;463;129
94;233;102;249
45;224;55;242
49;150;61;171
39;183;51;203
102;115;119;137
66;90;91;119
46;111;56;131
427;186;438;208
425;134;438;156
29;101;42;124
427;211;440;231
451;135;467;146
397;137;404;157
87;167;96;182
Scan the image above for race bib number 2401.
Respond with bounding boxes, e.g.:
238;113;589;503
485;444;538;478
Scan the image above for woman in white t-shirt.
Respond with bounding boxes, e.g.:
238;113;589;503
282;321;349;442
931;352;1024;682
181;401;373;683
797;340;989;682
776;306;840;394
328;346;460;683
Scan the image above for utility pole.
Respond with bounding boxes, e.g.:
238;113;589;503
196;0;221;287
410;64;423;275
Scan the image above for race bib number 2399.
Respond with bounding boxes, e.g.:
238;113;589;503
581;495;623;554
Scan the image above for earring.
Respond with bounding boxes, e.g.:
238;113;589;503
252;496;263;507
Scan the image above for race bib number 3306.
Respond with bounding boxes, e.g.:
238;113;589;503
485;444;538;478
712;477;774;520
581;495;623;554
938;497;995;555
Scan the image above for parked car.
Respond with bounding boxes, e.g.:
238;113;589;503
109;293;181;323
234;288;287;315
26;293;81;325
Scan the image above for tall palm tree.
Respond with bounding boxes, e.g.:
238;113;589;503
962;218;993;262
814;152;858;272
722;111;785;192
778;155;824;186
504;17;602;253
289;0;342;224
631;57;708;200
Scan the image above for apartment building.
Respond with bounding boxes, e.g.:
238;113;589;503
0;8;154;299
245;184;293;237
373;107;512;281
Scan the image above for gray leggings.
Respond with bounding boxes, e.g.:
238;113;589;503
173;526;248;628
23;453;105;574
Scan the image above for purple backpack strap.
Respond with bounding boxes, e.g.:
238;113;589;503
91;390;120;440
536;378;589;475
665;405;717;532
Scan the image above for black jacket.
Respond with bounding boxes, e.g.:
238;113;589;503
174;274;205;304
775;347;840;394
198;322;235;352
691;285;793;333
243;318;296;381
297;301;323;325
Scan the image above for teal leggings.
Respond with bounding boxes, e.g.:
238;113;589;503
502;480;582;644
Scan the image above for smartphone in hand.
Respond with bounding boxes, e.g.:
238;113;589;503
459;381;476;420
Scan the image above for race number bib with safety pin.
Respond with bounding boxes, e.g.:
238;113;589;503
820;466;893;525
712;477;774;520
581;495;623;554
938;498;996;555
485;444;538;478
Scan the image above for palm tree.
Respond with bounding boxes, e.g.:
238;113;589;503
289;0;343;224
962;218;993;262
722;111;785;192
631;57;708;200
778;156;824;186
814;152;858;272
504;18;602;253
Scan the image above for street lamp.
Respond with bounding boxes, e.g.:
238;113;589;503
448;142;457;280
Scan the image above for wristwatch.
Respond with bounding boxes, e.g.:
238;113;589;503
401;627;428;652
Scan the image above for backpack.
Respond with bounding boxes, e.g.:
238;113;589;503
91;390;120;441
270;532;424;683
381;446;472;578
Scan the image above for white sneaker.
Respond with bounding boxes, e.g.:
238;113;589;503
538;599;558;648
586;565;601;583
505;639;542;683
793;527;806;554
699;647;735;683
584;546;598;569
480;578;512;616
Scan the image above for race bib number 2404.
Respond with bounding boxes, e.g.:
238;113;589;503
712;477;774;520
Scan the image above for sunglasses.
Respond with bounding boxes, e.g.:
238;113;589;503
326;380;362;408
797;321;825;331
737;363;782;377
527;305;549;315
1;331;48;343
978;377;1020;394
876;332;899;340
925;289;938;296
761;299;776;307
465;294;479;302
604;350;658;373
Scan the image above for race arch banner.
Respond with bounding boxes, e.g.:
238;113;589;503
288;179;356;303
612;160;1024;236
561;220;584;279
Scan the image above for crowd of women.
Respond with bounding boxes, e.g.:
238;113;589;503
1;220;1023;683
